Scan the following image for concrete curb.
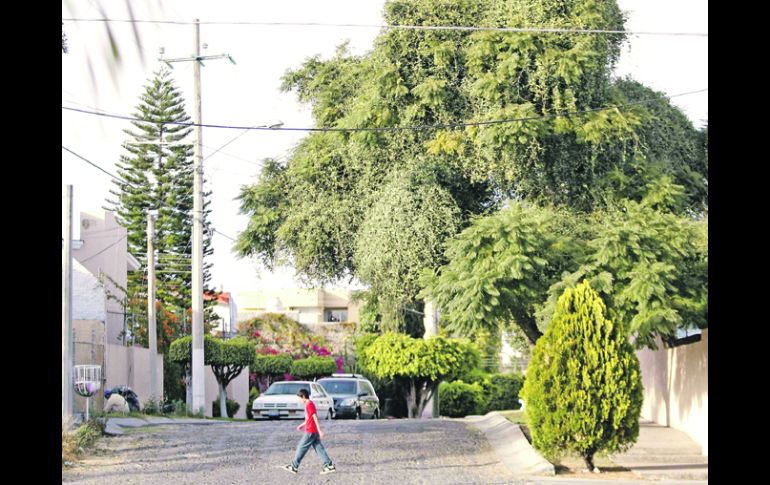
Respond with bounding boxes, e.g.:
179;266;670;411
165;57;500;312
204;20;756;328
104;417;228;435
464;411;555;477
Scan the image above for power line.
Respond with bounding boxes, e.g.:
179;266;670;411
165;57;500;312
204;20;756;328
61;18;708;37
62;146;124;183
62;88;708;133
213;229;236;241
79;235;128;263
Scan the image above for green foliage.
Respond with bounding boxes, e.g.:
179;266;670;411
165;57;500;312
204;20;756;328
362;333;475;382
600;79;708;213
107;68;216;345
171;399;187;417
354;167;462;330
452;371;525;414
63;417;106;464
212;398;241;418
485;373;525;412
207;336;256;368
522;281;642;470
352;333;380;373
169;335;256;413
168;335;193;363
169;335;255;367
252;354;293;376
239;313;332;354
352;291;382;334
421;202;584;344
237;0;706;319
246;387;260;420
538;199;708;348
439;381;485;417
425;190;707;348
361;332;478;417
142;397;161;415
163;357;186;403
290;356;338;379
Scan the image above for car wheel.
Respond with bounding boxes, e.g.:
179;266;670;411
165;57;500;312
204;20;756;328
373;409;379;420
355;408;361;420
327;408;333;420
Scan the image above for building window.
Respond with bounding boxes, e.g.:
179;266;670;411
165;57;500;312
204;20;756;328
324;308;348;322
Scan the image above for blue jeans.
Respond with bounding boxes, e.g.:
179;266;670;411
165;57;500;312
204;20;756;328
292;432;332;469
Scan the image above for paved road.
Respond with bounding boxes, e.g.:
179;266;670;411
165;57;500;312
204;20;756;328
62;418;521;484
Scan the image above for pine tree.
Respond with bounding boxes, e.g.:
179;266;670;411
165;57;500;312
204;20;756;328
522;281;643;472
106;67;214;348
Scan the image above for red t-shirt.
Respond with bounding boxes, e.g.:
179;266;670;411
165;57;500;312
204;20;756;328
304;400;319;433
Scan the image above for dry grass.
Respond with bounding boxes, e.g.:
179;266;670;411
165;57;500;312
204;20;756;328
62;417;106;467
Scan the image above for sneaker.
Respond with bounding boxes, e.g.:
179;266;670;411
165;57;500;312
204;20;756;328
282;464;298;474
320;464;337;475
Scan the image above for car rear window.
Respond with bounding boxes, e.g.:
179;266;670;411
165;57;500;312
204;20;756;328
264;383;310;395
319;380;357;394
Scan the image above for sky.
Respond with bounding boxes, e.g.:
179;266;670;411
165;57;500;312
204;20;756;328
61;0;708;297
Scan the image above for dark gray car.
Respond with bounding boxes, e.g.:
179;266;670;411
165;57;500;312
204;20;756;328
318;374;380;419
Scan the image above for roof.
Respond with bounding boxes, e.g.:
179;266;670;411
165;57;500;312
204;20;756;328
204;291;231;304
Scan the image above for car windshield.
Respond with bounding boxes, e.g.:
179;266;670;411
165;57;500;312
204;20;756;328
319;380;357;394
263;383;310;396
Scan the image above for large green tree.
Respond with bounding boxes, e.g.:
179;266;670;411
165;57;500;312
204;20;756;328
422;179;707;348
237;0;706;330
107;68;215;340
420;201;588;344
538;180;708;349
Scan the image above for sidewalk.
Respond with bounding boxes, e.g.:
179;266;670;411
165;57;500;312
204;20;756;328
104;416;228;435
463;412;555;477
609;420;708;481
466;413;708;482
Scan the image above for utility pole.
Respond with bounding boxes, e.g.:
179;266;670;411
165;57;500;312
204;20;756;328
62;185;74;422
423;300;440;418
147;213;158;402
160;19;234;415
191;17;205;417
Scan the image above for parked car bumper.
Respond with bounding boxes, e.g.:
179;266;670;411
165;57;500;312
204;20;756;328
334;405;358;418
252;408;305;420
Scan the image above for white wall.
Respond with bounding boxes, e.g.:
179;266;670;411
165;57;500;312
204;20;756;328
636;330;708;455
72;260;106;321
105;344;165;405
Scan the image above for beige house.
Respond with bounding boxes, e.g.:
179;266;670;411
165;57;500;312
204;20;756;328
237;288;361;325
71;210;164;408
206;291;238;338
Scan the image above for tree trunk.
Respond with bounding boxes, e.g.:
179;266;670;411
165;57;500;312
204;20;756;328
185;366;192;413
407;380;418;418
517;313;543;345
415;381;436;418
219;382;229;418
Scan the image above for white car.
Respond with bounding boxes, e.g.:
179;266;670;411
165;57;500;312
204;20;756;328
252;381;335;420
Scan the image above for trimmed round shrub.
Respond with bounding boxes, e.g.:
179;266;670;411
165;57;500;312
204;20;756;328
486;373;525;411
439;381;485;417
290;356;337;379
522;281;643;471
212;398;240;418
253;353;293;376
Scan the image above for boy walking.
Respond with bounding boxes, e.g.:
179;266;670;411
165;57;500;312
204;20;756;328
283;388;337;475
